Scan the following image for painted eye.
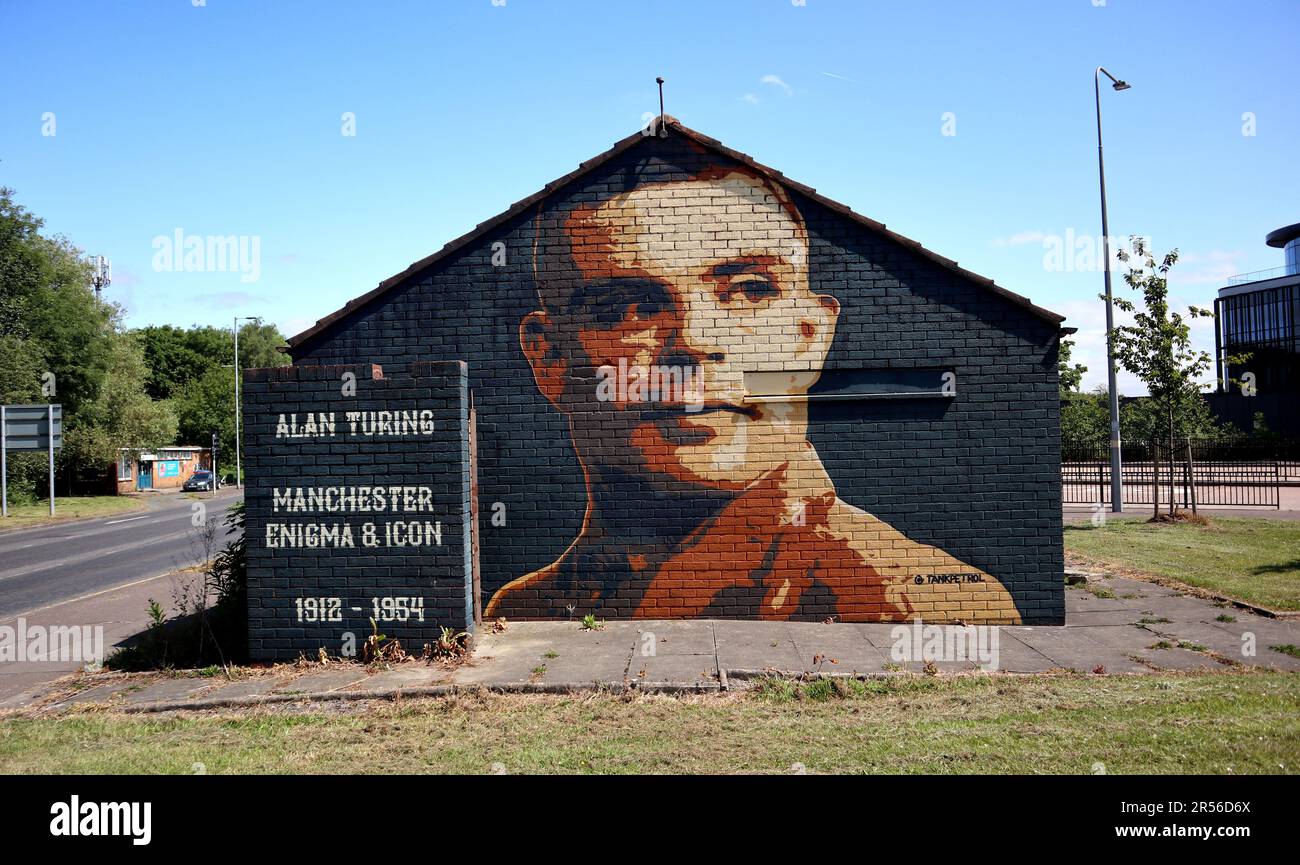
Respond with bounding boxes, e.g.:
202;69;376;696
725;277;778;304
624;299;663;322
592;295;661;325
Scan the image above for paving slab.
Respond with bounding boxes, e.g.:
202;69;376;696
785;623;890;674
1205;616;1300;647
202;675;298;702
1075;624;1165;654
1135;595;1236;622
272;668;368;695
1259;646;1300;671
1105;577;1184;598
630;653;718;688
525;644;632;686
1065;594;1137;613
991;633;1061;673
857;624;908;648
346;665;450;692
1145;621;1255;658
1005;626;1148;673
119;676;217;705
455;622;582;684
16;562;1298;712
632;620;715;655
1156;620;1300;671
49;678;142;707
463;622;636;686
1138;647;1227;672
1065;610;1146;627
712;620;803;673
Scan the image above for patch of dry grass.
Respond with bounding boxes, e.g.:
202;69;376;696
1;671;1296;774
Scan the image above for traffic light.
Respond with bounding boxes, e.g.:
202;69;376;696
211;432;220;457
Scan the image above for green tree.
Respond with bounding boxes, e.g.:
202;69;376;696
60;328;179;480
173;365;236;463
1;188;180;499
136;325;228;400
236;320;290;371
144;321;289;463
1058;337;1087;396
1109;238;1224;514
1061;386;1110;447
0;188;111;422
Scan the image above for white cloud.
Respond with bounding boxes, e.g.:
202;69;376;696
741;93;760;105
1057;290;1221;397
992;230;1047;248
201;291;262;310
1171;249;1244;285
279;316;315;339
821;71;854;83
760;74;792;96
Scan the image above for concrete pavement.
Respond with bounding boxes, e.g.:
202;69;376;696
6;573;1298;714
0;568;193;701
0;488;244;701
1063;502;1300;523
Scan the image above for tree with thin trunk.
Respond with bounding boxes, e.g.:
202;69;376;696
1108;238;1228;517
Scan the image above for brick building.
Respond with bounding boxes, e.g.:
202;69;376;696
280;118;1069;626
111;446;211;494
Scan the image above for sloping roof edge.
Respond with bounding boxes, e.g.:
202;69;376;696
286;118;1064;351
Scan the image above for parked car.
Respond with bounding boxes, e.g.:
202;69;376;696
182;469;217;492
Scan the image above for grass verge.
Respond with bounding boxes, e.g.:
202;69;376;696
1064;517;1300;611
1;672;1296;774
0;495;147;531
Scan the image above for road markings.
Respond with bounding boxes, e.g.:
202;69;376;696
0;508;196;556
0;568;193;624
104;516;151;525
0;528;196;582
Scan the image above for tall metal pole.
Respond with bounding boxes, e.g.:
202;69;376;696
1096;67;1128;513
47;404;55;516
1;405;7;518
233;317;242;490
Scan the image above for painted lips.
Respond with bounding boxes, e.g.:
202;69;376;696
641;401;760;420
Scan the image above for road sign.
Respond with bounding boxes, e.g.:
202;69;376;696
2;404;62;451
1;404;63;518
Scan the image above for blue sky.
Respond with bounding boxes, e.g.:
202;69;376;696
2;0;1296;393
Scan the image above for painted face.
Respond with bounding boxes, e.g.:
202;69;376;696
524;171;839;491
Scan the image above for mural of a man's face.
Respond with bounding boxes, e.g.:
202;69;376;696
522;168;841;491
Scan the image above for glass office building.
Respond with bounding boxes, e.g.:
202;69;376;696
1215;222;1300;395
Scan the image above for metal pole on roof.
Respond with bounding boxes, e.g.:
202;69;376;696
656;77;666;136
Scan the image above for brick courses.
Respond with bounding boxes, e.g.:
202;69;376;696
244;361;474;660
282;122;1067;627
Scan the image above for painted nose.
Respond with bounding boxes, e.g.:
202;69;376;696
661;289;726;367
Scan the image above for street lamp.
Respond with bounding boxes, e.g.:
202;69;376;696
232;315;262;489
1095;66;1130;512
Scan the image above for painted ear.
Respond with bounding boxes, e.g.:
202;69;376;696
520;311;566;408
796;292;840;361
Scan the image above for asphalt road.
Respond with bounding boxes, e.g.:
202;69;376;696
0;489;244;620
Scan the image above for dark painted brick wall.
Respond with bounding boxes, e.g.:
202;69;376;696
289;134;1065;625
244;361;474;660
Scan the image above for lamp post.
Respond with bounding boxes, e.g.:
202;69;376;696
1095;66;1130;512
232;315;262;489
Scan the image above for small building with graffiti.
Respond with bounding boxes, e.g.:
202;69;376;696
111;446;212;494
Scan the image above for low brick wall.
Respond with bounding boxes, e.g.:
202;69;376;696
243;361;475;661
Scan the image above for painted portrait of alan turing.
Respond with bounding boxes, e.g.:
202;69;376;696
484;158;1021;624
